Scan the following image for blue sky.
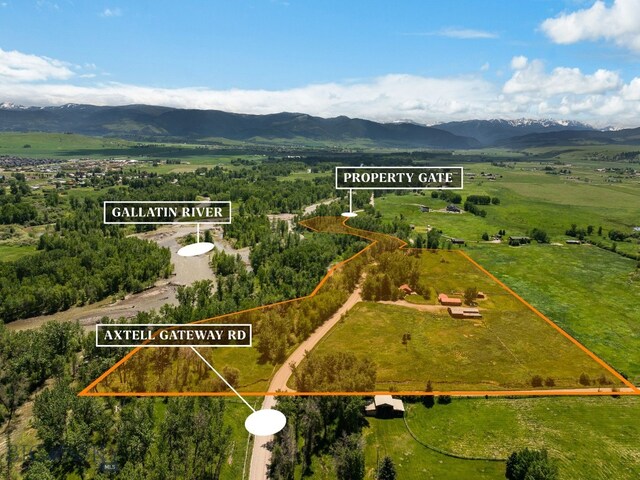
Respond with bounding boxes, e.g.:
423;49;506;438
1;0;640;126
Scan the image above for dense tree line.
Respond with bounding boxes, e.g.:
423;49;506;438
0;231;171;322
0;177;38;224
463;201;487;217
267;396;367;479
0;321;83;426
361;250;421;301
431;189;462;204
290;351;377;392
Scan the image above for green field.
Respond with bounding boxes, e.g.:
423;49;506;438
362;411;503;480
0;132;132;158
375;161;640;256
402;396;640;479
303;395;640;479
0;244;37;261
467;243;640;380
303;250;620;391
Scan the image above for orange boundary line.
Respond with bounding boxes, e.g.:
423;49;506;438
79;216;640;397
79;390;639;397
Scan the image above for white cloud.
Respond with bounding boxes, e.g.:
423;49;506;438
0;48;74;82
101;7;121;17
504;56;622;96
510;55;528;70
410;27;498;39
541;0;640;52
4;49;640;128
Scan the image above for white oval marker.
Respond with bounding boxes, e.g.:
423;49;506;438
177;242;214;257
341;212;358;217
245;409;287;436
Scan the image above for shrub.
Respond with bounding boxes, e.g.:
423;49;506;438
531;375;543;388
579;373;591;386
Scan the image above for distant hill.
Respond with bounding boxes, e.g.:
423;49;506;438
434;119;596;146
0;104;480;149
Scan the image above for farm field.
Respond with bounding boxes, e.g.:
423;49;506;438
301;395;640;479
375;161;640;256
466;243;640;381
402;396;640;479
299;249;625;392
303;411;503;480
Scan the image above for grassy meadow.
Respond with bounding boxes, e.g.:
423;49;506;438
303;250;621;391
375;160;640;256
467;243;640;380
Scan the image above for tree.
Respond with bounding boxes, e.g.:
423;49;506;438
401;333;411;350
377;456;397;480
505;448;558;480
464;287;478;305
531;375;543;388
531;228;550;244
423;380;435;408
482;232;490;241
334;434;365;480
579;373;591;386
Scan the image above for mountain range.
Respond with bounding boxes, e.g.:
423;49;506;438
1;103;639;149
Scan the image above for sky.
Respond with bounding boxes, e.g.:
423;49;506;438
1;0;640;126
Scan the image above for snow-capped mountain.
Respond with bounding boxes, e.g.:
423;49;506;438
434;118;596;146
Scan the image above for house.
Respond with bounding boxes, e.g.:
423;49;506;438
438;293;462;306
365;395;405;418
476;291;486;300
399;284;413;295
566;239;581;245
446;204;461;213
450;238;465;245
448;307;482;319
508;236;530;246
419;205;430;212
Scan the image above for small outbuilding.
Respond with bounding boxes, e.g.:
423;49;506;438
399;284;413;295
566;239;581;245
438;293;462;306
448;307;482;319
446;204;462;213
365;395;405;418
508;236;531;246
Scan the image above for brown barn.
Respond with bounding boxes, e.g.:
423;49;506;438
438;293;462;306
399;284;413;295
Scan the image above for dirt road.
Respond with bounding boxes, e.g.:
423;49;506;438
248;283;363;480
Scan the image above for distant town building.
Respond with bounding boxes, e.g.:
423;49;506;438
565;239;581;245
399;284;413;295
419;205;430;212
450;238;465;245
